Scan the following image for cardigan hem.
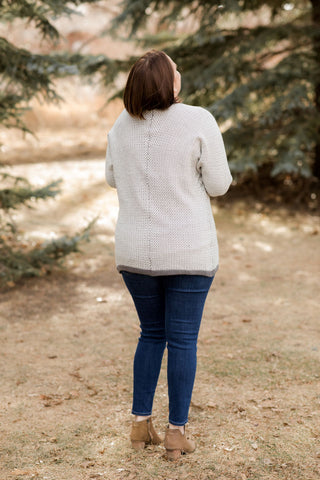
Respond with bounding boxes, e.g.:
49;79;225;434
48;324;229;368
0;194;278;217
117;264;219;277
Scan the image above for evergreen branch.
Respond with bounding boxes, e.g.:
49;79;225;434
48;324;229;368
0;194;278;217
109;0;297;38
199;50;317;122
0;170;30;184
0;179;62;211
0;0;104;40
0;92;31;130
257;84;316;128
0;217;96;287
0;0;59;40
133;31;183;48
178;23;317;57
0;37;123;100
109;1;239;37
257;43;312;62
0;40;118;129
0;38;79;97
224;112;319;177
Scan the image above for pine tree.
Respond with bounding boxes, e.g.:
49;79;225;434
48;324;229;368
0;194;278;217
105;0;320;187
0;0;102;287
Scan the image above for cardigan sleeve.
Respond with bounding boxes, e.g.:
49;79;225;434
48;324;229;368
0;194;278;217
105;133;116;188
197;111;232;197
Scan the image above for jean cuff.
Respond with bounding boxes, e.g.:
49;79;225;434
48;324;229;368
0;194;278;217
132;410;152;416
168;418;188;426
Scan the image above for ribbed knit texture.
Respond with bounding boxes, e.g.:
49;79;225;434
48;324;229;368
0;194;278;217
105;103;232;276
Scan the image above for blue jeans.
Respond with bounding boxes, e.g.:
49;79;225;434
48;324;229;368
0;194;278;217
121;272;214;426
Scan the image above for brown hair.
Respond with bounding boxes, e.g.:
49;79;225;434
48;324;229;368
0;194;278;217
123;50;179;119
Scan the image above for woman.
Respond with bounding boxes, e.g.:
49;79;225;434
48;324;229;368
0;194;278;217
105;50;232;460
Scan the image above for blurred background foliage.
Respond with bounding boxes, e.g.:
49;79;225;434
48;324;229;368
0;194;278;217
104;0;320;185
0;0;106;286
0;0;319;286
2;1;320;183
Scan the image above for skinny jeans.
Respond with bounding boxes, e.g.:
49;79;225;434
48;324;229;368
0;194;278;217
121;271;214;426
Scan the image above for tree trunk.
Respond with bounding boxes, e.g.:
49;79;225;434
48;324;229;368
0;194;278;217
311;0;320;180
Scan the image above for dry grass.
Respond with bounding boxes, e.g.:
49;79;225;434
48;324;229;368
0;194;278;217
0;82;124;165
1;6;319;478
0;159;319;480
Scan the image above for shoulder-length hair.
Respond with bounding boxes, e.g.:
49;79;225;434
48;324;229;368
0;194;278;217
123;50;179;119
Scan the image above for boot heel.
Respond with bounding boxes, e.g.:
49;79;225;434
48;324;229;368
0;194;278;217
131;440;145;450
166;448;181;461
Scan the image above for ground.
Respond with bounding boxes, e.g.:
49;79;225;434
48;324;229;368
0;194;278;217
0;158;319;480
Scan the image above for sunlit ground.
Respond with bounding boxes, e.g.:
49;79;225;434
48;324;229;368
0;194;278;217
1;153;319;480
1;3;319;477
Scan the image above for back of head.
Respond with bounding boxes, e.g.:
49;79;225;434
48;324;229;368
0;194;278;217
123;50;177;119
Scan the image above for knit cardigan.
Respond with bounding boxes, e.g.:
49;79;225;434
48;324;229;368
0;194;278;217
105;102;232;276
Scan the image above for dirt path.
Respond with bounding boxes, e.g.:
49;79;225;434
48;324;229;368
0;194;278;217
0;158;319;480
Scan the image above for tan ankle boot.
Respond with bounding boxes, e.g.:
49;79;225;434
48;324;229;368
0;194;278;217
130;417;163;450
164;426;196;461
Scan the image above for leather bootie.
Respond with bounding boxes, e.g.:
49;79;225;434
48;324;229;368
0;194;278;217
130;417;164;450
164;426;196;461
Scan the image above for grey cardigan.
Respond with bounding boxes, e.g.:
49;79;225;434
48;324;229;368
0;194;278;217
105;102;232;276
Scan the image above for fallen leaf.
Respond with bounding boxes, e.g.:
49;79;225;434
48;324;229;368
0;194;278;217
223;445;235;452
69;371;83;381
40;394;63;407
45;399;63;407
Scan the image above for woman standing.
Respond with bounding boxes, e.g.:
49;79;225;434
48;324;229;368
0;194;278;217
105;50;232;460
